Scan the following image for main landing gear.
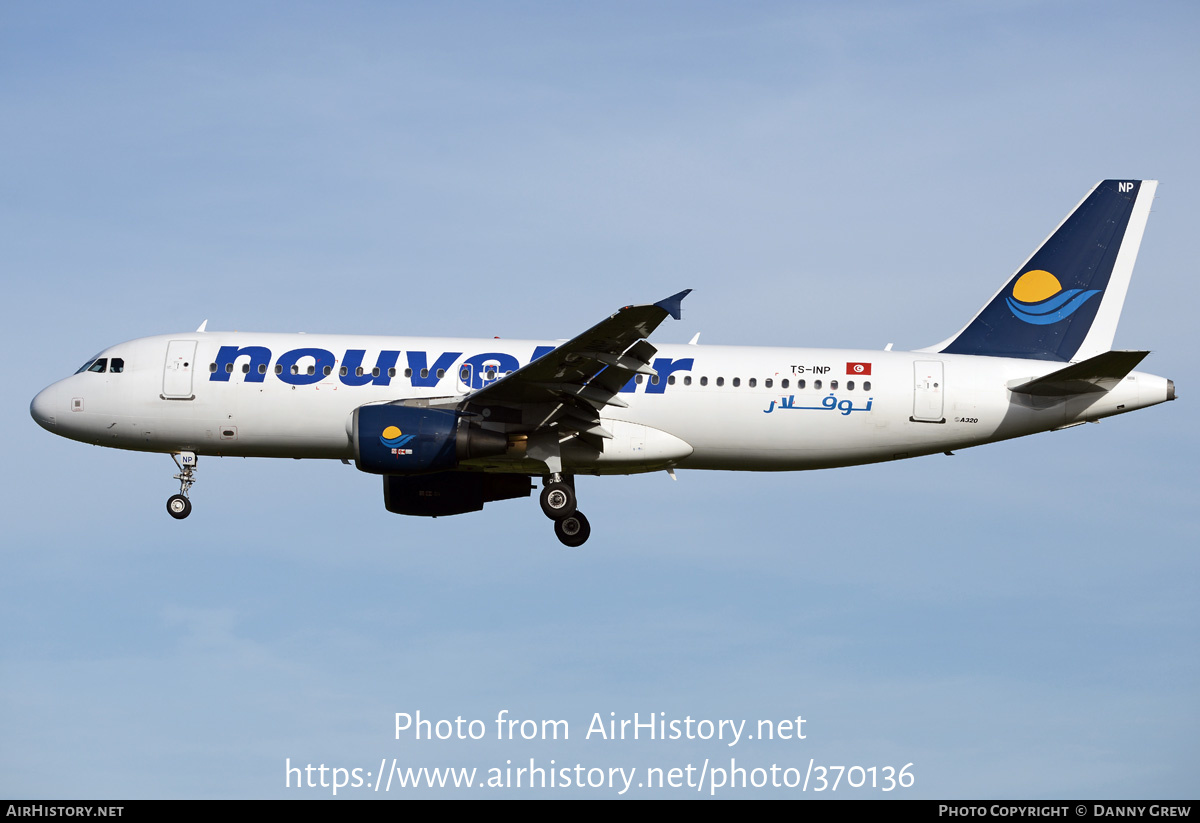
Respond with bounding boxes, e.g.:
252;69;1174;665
167;452;197;520
541;473;590;547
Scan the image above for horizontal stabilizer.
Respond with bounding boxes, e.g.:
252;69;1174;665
1008;350;1149;397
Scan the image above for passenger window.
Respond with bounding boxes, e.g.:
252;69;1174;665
225;363;233;373
847;380;855;390
306;365;315;375
683;376;692;386
323;366;332;376
650;375;659;385
437;369;446;379
372;368;380;378
460;367;470;381
355;367;364;377
748;377;757;388
109;358;124;374
340;367;348;377
797;379;805;389
814;379;822;390
716;377;725;387
242;363;250;374
668;375;676;385
208;363;217;373
275;364;283;375
420;368;429;379
259;364;267;374
732;377;740;387
700;377;708;386
782;379;789;389
831;380;838;390
864;381;871;391
388;368;396;378
404;368;413;378
636;374;644;384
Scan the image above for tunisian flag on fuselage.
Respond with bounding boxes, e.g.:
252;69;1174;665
846;362;872;375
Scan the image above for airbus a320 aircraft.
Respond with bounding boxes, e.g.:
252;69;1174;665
30;180;1174;546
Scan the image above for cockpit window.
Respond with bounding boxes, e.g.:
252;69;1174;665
76;353;121;374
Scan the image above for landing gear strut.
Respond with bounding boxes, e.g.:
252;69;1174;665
541;473;590;547
167;452;197;520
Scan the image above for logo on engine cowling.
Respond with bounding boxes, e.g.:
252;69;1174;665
380;425;415;455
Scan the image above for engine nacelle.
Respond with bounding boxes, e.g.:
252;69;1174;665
353;404;508;475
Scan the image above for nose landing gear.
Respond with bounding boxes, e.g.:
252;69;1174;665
541;473;590;547
167;452;197;520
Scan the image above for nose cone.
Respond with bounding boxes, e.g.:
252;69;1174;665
30;384;58;431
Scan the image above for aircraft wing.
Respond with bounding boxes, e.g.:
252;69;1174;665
456;289;691;441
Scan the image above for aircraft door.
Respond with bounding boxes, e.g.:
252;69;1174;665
912;360;945;423
162;340;197;400
456;363;473;394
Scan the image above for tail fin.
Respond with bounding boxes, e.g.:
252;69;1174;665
926;180;1157;362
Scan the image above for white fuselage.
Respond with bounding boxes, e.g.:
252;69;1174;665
30;332;1173;475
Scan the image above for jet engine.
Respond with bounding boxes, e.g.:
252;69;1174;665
352;404;508;475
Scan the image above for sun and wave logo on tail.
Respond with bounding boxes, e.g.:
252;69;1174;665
1005;270;1101;325
381;425;415;455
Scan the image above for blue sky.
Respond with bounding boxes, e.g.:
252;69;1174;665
2;1;1197;798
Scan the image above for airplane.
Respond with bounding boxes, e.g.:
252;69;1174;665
29;180;1174;547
